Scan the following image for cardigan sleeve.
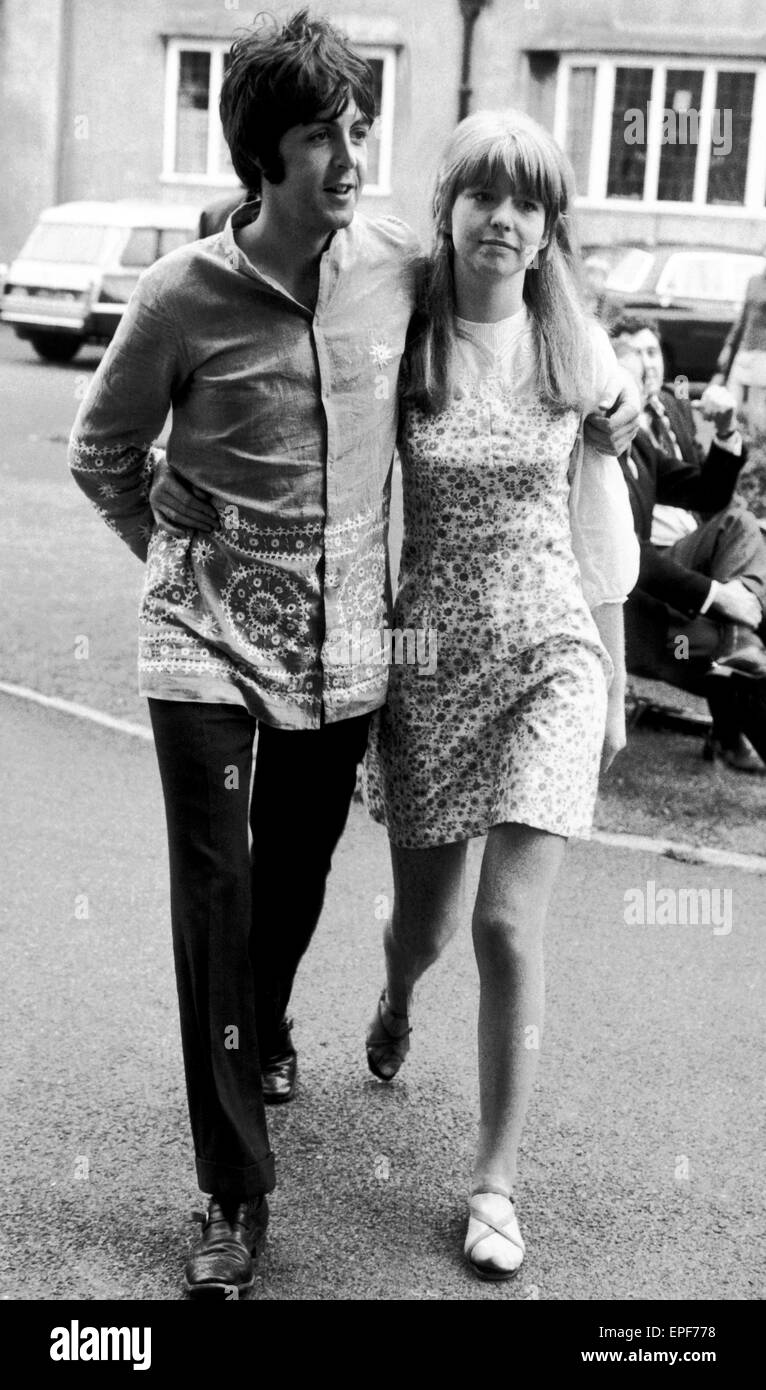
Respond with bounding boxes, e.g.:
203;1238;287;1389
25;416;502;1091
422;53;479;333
68;264;185;562
569;439;640;606
568;326;640;607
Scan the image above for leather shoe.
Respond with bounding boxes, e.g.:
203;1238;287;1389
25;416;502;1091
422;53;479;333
713;624;766;679
262;1017;297;1105
184;1194;268;1298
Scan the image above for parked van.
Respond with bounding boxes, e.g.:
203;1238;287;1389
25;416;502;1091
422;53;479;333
1;200;200;362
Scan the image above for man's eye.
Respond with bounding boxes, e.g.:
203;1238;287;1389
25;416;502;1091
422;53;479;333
351;126;370;143
310;130;329;142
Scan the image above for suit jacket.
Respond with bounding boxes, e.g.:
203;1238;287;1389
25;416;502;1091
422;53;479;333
619;423;747;616
657;387;704;466
197;190;249;238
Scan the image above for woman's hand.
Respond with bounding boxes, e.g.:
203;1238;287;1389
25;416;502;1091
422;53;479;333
150;457;219;535
601;686;627;774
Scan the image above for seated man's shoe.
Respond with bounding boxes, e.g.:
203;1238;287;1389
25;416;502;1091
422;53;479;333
712;624;766;679
262;1016;297;1105
184;1194;268;1298
703;730;766;773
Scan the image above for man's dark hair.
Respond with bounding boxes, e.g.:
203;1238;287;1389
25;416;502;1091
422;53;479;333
608;311;662;342
221;8;376;193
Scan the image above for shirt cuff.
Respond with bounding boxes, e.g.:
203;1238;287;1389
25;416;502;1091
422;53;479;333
699;579;720;615
714;430;742;454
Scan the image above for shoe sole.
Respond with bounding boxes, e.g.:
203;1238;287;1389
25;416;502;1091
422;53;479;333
262;1087;296;1105
467;1257;523;1282
184;1275;255;1298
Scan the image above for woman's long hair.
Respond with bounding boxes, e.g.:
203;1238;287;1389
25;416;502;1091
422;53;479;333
405;109;594;415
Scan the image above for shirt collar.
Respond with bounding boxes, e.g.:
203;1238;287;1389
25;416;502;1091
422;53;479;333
220;198;351;299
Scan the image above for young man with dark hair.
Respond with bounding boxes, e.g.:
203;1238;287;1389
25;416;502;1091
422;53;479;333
70;9;420;1297
70;9;639;1296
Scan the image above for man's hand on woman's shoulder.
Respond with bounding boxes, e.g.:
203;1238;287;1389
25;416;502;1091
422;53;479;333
583;376;641;457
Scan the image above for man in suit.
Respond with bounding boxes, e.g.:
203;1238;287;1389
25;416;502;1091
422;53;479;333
610;313;766;770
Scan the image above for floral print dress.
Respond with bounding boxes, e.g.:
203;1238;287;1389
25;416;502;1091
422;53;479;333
363;308;629;847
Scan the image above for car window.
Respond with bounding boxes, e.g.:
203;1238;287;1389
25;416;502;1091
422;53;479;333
656;252;766;302
120;228;159;267
159;229;195;257
604;248;655;293
17;223;108;264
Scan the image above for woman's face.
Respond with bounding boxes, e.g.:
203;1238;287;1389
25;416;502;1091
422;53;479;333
450;168;548;285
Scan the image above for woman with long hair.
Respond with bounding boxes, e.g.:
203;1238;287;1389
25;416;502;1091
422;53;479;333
363;108;638;1280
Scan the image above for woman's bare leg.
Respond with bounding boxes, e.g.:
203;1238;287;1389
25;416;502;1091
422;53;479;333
383;839;469;1016
471;822;566;1197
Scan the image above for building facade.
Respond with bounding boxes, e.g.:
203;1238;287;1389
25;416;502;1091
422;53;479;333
1;0;765;263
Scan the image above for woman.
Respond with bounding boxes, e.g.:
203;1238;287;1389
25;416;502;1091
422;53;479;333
714;255;766;434
362;109;638;1280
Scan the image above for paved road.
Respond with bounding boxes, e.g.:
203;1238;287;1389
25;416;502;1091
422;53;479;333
1;693;763;1302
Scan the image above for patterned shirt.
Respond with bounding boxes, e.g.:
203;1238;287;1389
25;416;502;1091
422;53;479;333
69;205;421;727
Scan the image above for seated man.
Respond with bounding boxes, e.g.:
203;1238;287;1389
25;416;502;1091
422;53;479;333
610;313;766;771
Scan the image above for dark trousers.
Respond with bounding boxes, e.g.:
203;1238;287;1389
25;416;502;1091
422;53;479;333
626;504;766;680
625;504;766;746
148;699;371;1198
668;502;766;611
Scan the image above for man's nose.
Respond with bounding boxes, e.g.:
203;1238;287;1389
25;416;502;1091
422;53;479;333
333;133;356;168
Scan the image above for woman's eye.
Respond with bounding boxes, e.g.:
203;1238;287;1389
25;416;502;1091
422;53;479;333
310;130;329;142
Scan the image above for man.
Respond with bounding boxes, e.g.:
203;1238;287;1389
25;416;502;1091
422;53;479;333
69;10;639;1297
610;313;766;769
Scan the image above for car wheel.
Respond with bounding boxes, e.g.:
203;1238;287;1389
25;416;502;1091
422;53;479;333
30;333;82;363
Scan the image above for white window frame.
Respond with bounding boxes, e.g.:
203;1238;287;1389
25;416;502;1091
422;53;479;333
362;46;396;197
162;38;396;195
554;54;766;216
162;39;237;185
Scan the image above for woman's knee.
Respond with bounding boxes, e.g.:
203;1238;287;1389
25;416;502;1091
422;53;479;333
389;899;459;967
471;901;544;966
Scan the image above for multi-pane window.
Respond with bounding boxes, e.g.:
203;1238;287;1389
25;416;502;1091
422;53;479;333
555;57;766;209
707;70;754;205
566;66;596;192
163;39;395;194
606;68;652;200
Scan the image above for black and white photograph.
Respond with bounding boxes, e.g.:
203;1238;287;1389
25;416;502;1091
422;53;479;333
0;0;763;1349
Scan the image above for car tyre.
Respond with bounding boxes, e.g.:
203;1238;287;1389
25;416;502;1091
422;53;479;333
29;333;82;363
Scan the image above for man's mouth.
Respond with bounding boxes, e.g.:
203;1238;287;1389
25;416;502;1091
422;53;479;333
325;182;355;195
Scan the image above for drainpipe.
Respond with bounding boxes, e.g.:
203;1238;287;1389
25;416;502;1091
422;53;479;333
457;0;491;122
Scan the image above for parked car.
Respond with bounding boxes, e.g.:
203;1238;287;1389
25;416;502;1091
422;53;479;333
1;200;200;362
588;243;766;384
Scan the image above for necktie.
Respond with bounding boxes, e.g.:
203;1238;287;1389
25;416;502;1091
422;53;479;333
647;398;683;461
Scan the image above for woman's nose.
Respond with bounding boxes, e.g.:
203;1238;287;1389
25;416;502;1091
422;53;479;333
489;199;515;227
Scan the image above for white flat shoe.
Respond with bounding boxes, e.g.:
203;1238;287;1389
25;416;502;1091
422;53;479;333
465;1190;525;1281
